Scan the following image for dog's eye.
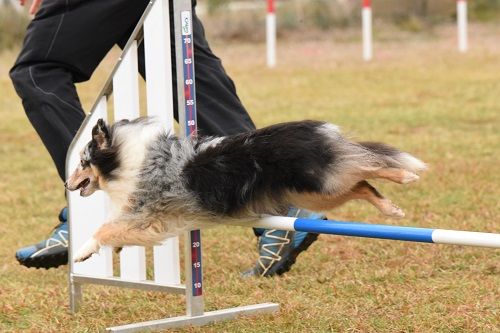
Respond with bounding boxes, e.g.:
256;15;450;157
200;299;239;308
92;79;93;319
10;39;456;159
80;160;87;168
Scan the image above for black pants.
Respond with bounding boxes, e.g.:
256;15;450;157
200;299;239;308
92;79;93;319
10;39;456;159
10;0;256;182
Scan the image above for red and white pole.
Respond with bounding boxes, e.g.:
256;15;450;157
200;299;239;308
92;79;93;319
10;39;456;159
457;0;468;52
266;0;276;67
362;0;373;61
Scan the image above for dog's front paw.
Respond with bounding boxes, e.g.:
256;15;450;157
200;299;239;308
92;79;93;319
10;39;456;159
74;238;100;262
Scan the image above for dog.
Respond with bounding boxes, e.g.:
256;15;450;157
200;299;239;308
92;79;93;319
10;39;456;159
66;117;426;262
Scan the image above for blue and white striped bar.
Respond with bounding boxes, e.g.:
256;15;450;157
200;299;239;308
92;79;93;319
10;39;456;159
230;217;500;248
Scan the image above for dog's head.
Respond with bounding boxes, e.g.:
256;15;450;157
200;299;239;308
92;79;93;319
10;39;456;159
66;119;116;197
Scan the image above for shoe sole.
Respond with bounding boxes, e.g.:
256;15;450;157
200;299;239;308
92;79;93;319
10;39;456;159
16;252;68;270
271;232;319;277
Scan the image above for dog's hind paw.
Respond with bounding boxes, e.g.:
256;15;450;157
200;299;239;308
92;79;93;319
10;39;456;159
74;238;100;263
401;171;419;184
381;200;405;218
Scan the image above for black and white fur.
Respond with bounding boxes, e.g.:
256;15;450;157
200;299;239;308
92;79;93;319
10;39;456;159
66;117;426;262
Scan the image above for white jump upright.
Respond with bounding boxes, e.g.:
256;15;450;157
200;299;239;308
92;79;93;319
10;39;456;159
113;39;148;282
67;0;278;331
457;0;468;52
143;0;180;285
266;0;277;68
362;0;373;61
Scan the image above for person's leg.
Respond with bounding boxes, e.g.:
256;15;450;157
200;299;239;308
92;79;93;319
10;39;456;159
189;7;255;137
11;0;150;268
10;0;150;180
12;0;319;274
133;2;255;137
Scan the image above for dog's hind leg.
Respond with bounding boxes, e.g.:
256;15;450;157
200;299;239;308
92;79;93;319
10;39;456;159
288;181;405;218
366;168;419;184
349;180;405;218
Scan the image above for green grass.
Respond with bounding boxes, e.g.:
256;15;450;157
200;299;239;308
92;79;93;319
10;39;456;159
1;24;499;332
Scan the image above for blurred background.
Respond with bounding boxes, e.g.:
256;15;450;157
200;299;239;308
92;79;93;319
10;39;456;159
199;0;500;41
2;0;500;48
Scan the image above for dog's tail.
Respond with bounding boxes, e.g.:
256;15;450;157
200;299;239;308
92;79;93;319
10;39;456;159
359;142;427;173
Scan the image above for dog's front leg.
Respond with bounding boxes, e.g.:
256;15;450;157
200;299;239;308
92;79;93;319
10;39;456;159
73;220;169;262
73;222;128;263
74;237;101;262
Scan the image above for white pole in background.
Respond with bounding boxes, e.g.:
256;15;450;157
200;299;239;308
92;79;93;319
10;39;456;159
266;0;276;67
362;0;373;61
457;0;468;53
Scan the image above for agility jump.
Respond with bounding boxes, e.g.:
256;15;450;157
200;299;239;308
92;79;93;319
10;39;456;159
66;1;498;332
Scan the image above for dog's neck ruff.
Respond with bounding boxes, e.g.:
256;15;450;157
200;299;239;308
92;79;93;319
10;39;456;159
129;132;200;216
103;118;170;214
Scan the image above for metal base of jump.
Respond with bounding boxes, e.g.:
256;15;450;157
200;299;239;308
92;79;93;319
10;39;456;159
106;303;278;333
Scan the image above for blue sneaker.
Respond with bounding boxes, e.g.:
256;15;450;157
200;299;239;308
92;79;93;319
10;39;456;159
242;208;325;277
15;208;69;269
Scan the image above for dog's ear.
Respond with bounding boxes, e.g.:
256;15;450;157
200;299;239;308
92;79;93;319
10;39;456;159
92;118;110;149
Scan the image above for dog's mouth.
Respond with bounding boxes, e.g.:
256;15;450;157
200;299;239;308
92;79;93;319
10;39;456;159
77;178;91;194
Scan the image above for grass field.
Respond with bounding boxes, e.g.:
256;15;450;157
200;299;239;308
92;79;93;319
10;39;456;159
1;23;499;332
